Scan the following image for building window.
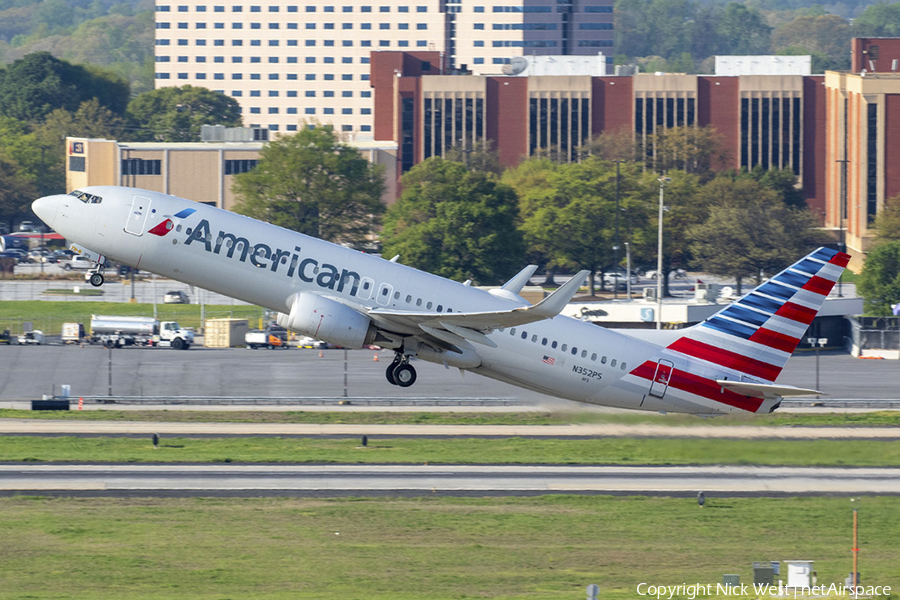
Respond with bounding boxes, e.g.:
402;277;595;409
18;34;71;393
121;158;162;176
69;156;86;172
868;103;878;226
224;159;259;175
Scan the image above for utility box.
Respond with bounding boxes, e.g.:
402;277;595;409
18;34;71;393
786;561;814;588
204;318;249;348
753;563;775;586
722;574;740;587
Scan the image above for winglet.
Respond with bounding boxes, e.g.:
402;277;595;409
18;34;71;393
501;265;539;294
527;270;589;319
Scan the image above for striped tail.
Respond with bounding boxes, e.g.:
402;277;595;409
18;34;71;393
667;247;851;387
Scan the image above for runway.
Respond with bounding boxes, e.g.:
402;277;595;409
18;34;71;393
3;418;900;439
1;464;898;496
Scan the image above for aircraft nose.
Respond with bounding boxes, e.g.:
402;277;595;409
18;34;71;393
32;194;62;230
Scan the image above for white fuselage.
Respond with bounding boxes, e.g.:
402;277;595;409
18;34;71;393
33;186;764;415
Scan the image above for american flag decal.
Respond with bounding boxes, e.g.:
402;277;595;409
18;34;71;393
542;356;555;365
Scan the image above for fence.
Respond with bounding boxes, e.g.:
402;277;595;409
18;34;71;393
848;316;900;356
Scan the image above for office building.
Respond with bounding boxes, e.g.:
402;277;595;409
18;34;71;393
153;0;614;135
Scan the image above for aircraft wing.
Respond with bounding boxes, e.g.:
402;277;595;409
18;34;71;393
367;270;589;348
716;380;823;399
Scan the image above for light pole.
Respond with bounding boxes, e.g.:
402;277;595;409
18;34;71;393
612;160;623;299
656;176;670;330
835;158;849;297
624;241;632;301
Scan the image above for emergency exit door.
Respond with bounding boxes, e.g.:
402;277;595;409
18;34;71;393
124;196;152;236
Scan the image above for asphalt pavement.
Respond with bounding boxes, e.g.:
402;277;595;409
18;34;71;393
0;343;895;406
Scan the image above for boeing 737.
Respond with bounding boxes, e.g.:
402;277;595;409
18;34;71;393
32;186;850;416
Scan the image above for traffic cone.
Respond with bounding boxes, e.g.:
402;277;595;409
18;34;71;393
373;353;378;362
318;349;323;358
78;397;83;410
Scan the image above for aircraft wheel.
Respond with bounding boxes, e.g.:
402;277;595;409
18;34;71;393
392;364;417;388
89;273;104;287
385;362;399;385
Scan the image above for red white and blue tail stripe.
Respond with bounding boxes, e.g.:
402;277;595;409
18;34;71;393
628;247;850;414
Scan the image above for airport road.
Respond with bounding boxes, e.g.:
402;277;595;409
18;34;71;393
1;464;897;496
0;343;897;406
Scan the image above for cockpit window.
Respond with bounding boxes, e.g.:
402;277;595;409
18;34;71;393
69;190;102;204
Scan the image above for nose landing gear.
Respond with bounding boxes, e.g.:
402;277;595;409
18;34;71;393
385;353;417;388
85;262;107;287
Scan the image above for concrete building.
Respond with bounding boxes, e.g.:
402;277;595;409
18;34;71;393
825;38;900;270
372;52;827;217
153;0;614;135
65;136;398;210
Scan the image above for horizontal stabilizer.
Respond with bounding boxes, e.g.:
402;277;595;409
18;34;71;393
716;380;822;399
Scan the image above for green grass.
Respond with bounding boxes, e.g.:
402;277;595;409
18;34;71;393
2;408;900;427
41;288;105;296
0;301;266;333
0;495;896;599
2;436;899;466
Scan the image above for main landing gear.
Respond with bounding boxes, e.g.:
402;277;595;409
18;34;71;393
385;353;417;388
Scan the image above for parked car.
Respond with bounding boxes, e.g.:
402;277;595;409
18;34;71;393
645;268;688;280
17;220;34;232
163;290;190;304
63;255;94;271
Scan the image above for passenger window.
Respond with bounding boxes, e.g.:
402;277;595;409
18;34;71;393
591;353;597;361
621;362;627;370
551;341;557;349
426;301;433;309
437;305;443;312
611;359;617;367
521;331;527;339
561;344;567;352
601;356;607;364
531;335;537;343
405;295;412;303
394;291;400;299
416;298;422;306
571;347;577;355
581;350;587;358
510;328;516;335
542;338;548;346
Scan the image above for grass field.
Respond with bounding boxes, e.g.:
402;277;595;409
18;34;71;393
0;301;266;333
0;495;896;599
2;408;900;427
2;435;899;466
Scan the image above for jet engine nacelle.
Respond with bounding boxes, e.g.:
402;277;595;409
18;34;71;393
277;292;376;349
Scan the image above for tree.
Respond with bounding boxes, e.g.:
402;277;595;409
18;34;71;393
0;52;129;123
772;15;851;72
232;126;385;248
578;129;637;162
0;152;38;234
715;3;772;55
506;157;653;294
874;195;900;243
126;85;242;142
442;139;503;176
857;240;900;315
645;125;728;181
852;2;900;37
381;158;525;285
688;180;822;294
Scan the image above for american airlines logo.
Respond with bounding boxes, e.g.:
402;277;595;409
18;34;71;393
181;218;362;296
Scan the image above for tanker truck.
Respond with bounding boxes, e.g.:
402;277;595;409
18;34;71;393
89;315;194;349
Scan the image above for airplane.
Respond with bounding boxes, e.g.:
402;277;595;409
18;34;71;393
32;186;850;416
